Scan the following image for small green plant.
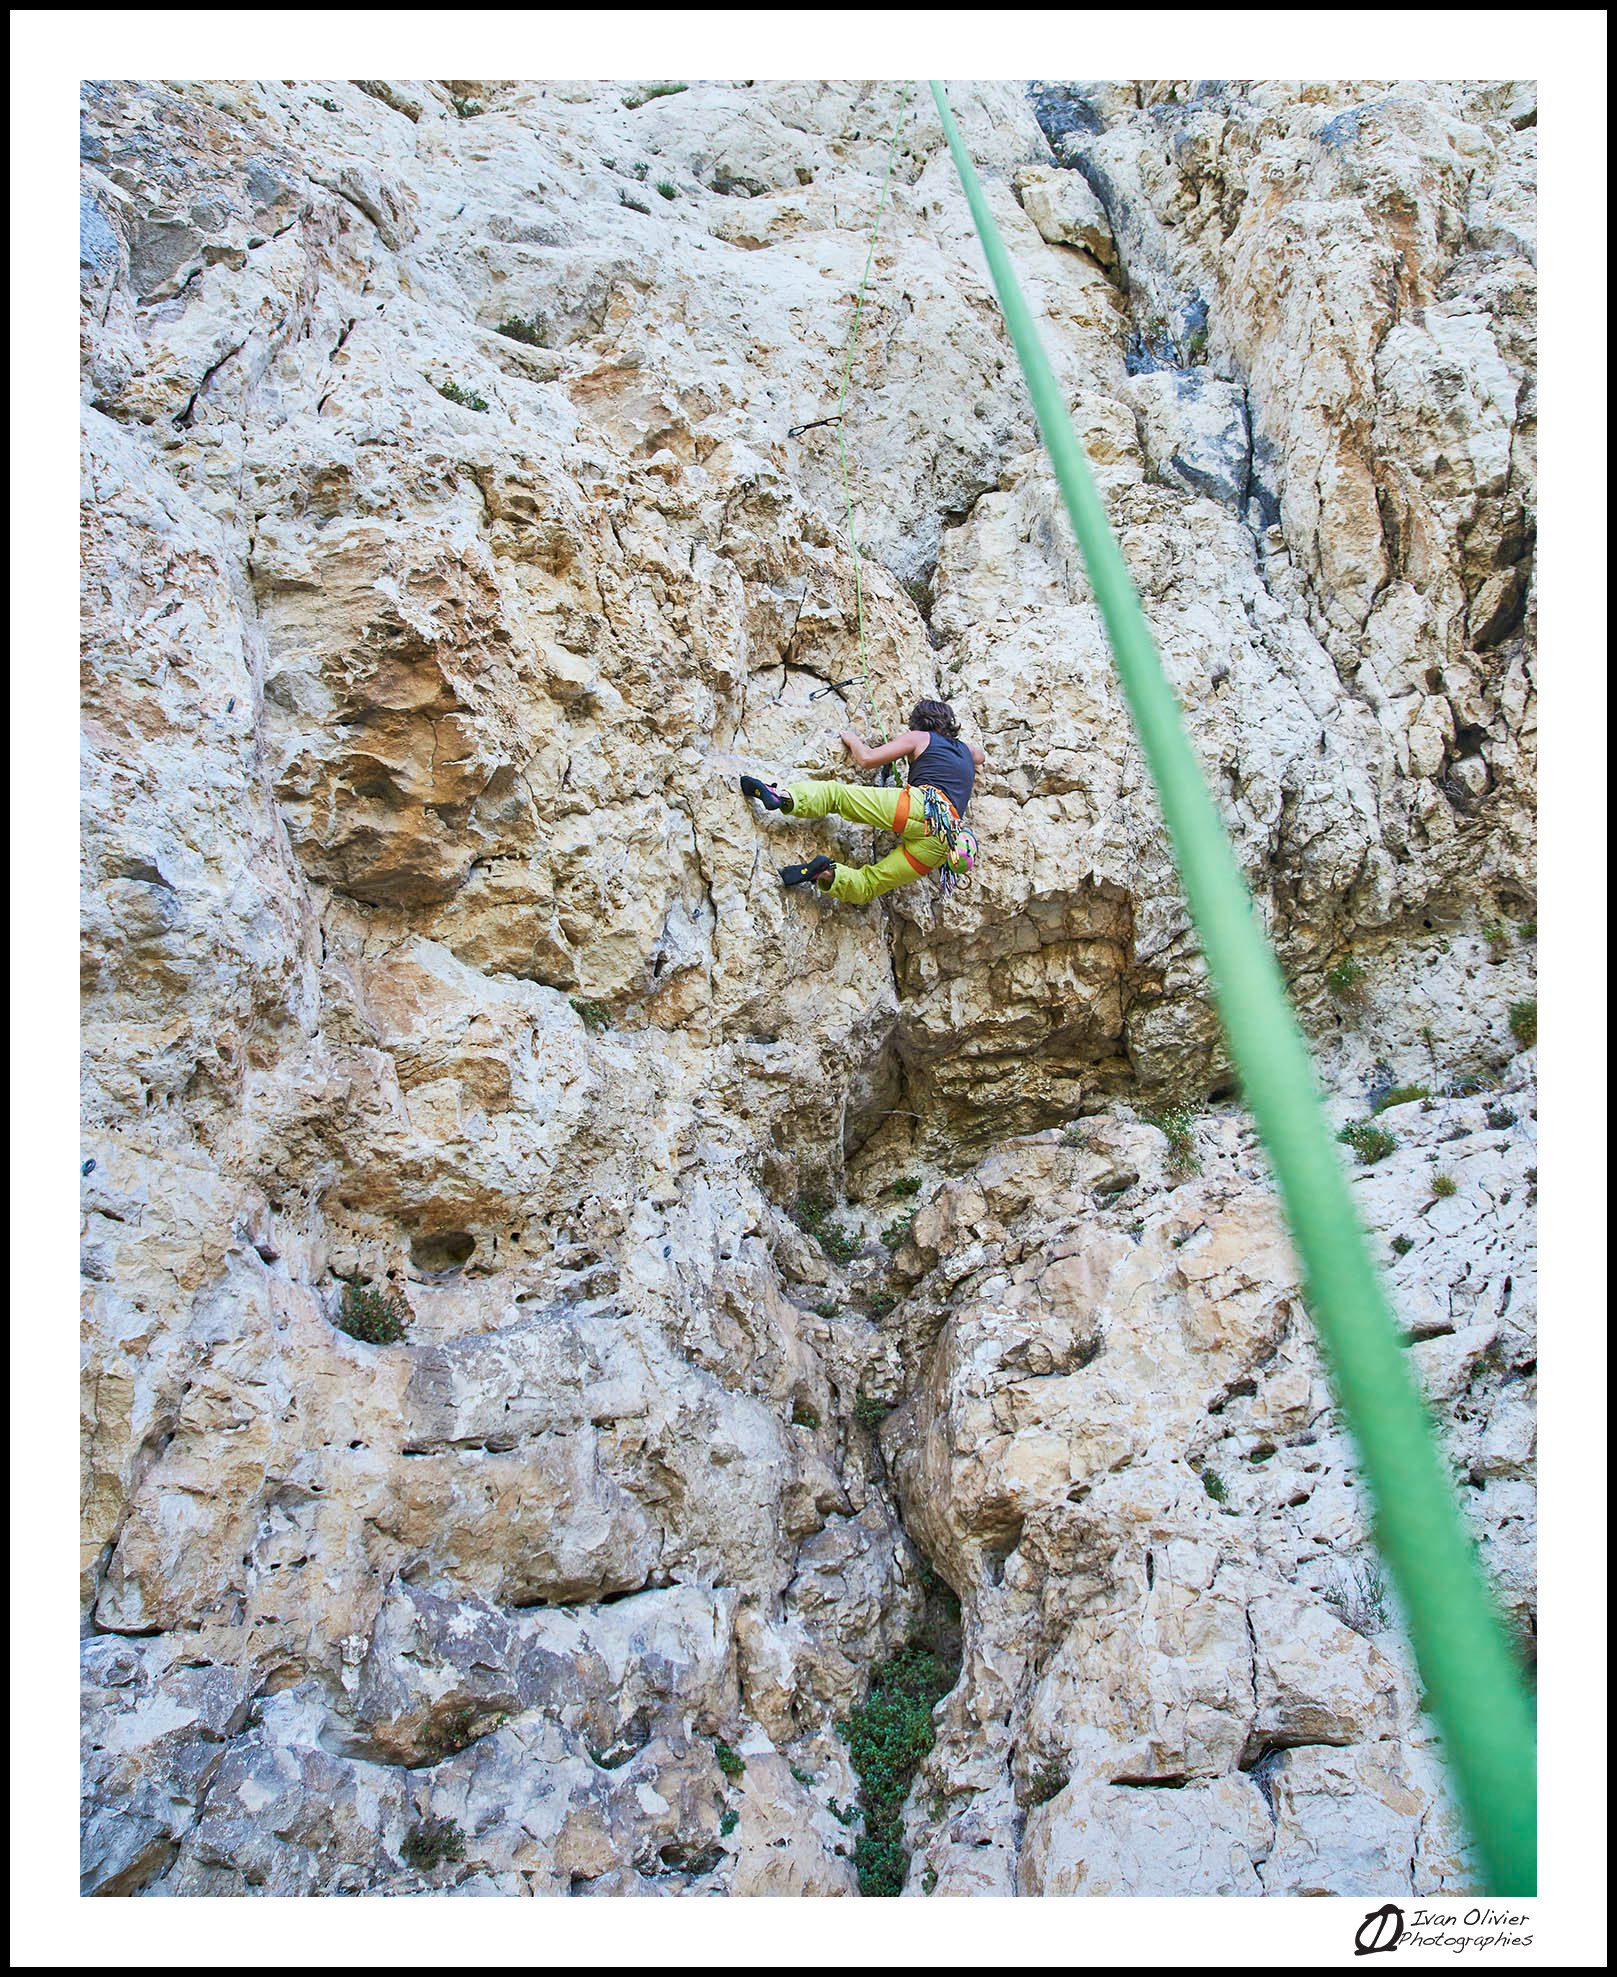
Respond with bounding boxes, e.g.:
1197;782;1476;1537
335;1281;410;1344
626;82;690;108
401;1814;466;1870
791;1399;822;1431
865;1290;898;1317
815;1300;838;1320
840;1646;955;1897
1338;1120;1397;1166
1480;919;1511;960
450;96;485;119
1022;1760;1068;1809
853;1394;892;1429
1200;1470;1227;1505
1325;1558;1390;1637
713;1739;745;1780
495;316;547;347
1431;1173;1458;1199
1485;1105;1517;1131
316;97;340;113
818;1221;862;1266
719;1807;739;1838
1326;957;1367;998
656;179;678;200
1143;1107;1198;1176
571;998;612;1031
436;378;489;411
1372;1084;1430;1115
791;1194;862;1264
921;1866;938;1894
880;1212;916;1253
791;1765;815;1787
1508;999;1536;1049
828;1797;859;1828
1185;325;1209;362
891;1175;923;1198
1518;921;1535;943
1390;1233;1415;1257
1061;1120;1090;1150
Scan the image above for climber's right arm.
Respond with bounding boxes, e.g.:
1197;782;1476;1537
840;728;925;772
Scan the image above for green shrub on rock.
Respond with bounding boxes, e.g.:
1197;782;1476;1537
495;316;547;347
880;1212;916;1252
1372;1084;1429;1114
1142;1107;1199;1176
840;1646;955;1896
436;378;489;411
818;1221;862;1266
335;1282;410;1344
401;1814;466;1870
1338;1120;1397;1166
1326;957;1367;997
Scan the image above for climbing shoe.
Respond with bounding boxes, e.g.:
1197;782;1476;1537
741;775;790;812
780;856;834;890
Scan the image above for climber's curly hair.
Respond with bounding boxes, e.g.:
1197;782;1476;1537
909;698;960;740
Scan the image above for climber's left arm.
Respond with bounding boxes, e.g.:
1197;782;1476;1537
839;727;924;772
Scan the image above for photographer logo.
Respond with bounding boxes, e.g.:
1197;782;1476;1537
1354;1903;1406;1955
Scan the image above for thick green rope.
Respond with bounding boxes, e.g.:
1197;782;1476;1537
834;86;912;754
930;82;1535;1895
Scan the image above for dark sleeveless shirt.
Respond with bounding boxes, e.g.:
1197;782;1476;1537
912;731;975;818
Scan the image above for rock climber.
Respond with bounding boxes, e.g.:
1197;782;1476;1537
741;698;984;905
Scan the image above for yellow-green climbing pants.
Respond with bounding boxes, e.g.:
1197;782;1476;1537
787;780;949;905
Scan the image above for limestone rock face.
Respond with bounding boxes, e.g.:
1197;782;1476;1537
888;1072;1534;1896
81;77;1533;1897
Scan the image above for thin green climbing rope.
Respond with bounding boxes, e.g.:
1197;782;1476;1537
833;86;912;754
930;81;1535;1896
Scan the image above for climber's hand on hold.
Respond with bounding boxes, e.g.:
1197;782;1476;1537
841;728;923;774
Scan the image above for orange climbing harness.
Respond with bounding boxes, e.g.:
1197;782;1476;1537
892;782;964;876
892;784;923;870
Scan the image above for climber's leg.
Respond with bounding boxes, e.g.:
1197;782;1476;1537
780;779;948;904
822;836;946;906
785;780;902;831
